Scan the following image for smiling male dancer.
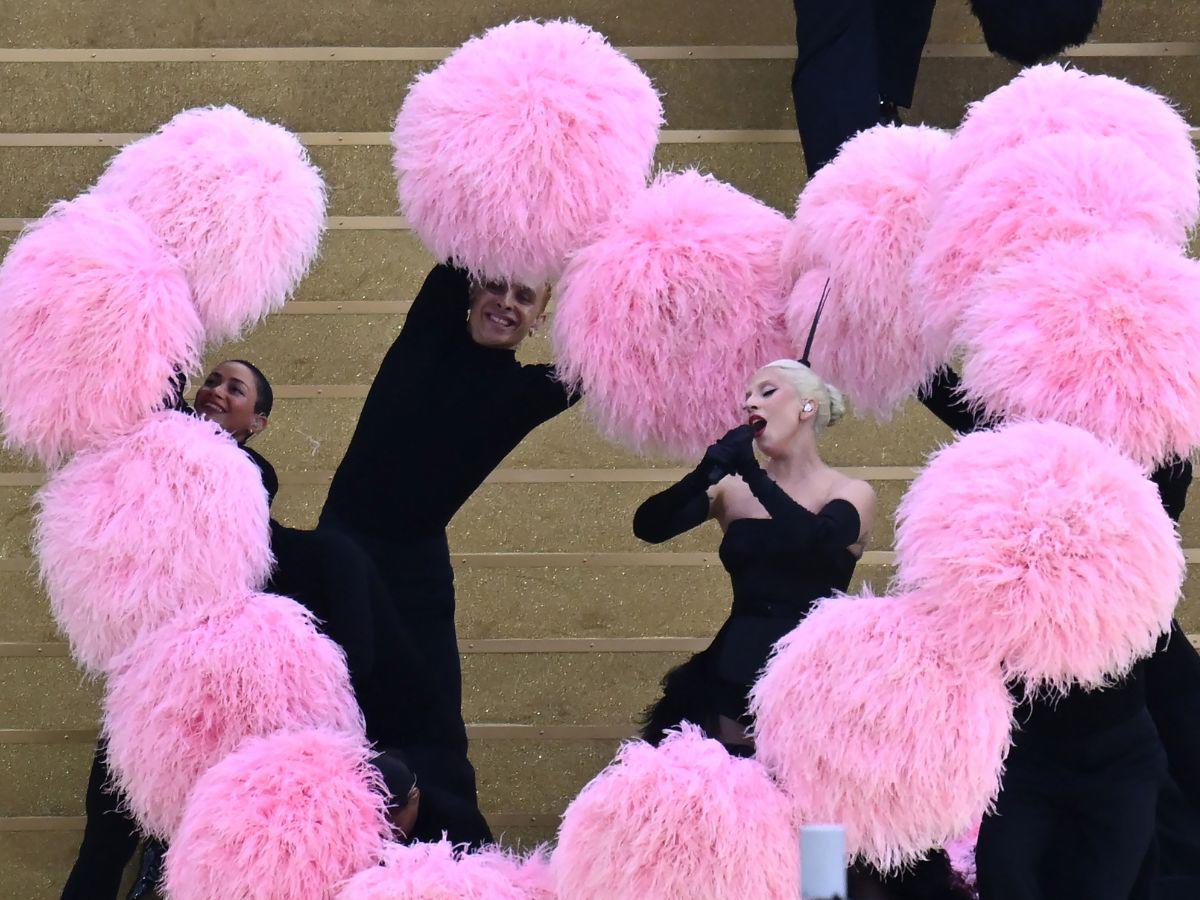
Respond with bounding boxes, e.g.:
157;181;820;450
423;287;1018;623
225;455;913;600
318;264;580;845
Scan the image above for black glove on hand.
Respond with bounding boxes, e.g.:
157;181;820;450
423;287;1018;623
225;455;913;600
699;424;759;484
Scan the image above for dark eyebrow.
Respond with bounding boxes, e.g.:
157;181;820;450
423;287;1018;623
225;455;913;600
226;377;248;389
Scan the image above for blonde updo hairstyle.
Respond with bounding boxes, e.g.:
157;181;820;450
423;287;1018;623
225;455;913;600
758;359;846;433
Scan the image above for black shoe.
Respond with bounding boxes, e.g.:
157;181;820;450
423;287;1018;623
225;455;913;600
879;99;903;127
126;840;165;900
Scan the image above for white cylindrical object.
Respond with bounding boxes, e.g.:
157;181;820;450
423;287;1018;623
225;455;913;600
801;824;847;900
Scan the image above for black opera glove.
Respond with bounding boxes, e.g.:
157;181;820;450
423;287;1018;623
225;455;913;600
700;424;759;484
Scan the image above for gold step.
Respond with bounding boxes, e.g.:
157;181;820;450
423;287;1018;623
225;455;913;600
0;141;808;220
0;53;1194;134
2;0;1190;50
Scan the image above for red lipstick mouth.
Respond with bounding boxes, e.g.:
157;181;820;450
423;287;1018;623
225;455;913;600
748;415;767;433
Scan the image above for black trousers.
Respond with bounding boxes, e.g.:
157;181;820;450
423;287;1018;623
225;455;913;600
976;709;1166;900
313;521;492;847
791;0;936;174
1145;623;1200;895
271;521;492;847
61;742;139;900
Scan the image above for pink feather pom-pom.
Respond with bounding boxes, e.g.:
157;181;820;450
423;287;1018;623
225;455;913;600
894;422;1184;692
33;411;272;673
497;847;556;900
552;170;793;459
552;724;799;900
749;593;1013;872
163;728;391;900
103;592;362;839
393;19;662;286
782;125;951;417
0;194;202;467
93;105;327;341
913;132;1188;362
935;64;1199;226
958;234;1200;468
338;842;550;900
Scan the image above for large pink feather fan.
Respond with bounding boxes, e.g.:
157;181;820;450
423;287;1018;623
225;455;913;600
957;234;1200;468
894;421;1183;692
497;847;556;900
103;592;363;839
393;19;662;286
163;728;391;900
337;841;550;900
748;592;1013;873
913;132;1188;361
552;724;799;900
935;64;1199;225
552;170;793;459
33;411;272;673
93;105;327;341
0;193;202;468
782;126;951;417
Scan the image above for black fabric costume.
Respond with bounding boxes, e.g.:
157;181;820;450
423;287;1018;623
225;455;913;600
318;264;578;844
791;0;937;174
919;365;1200;900
634;434;968;899
634;463;859;728
61;741;141;900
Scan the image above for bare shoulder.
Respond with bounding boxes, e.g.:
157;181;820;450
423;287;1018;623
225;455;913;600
832;475;877;530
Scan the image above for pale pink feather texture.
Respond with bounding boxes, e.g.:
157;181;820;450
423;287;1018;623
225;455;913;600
552;170;793;459
0;194;203;467
935;64;1199;225
103;592;363;839
748;592;1013;873
894;422;1183;692
943;826;979;895
552;724;800;900
912;132;1187;362
782;125;951;417
337;841;551;900
33;411;272;673
93;105;327;341
958;235;1200;468
163;728;390;900
393;19;662;286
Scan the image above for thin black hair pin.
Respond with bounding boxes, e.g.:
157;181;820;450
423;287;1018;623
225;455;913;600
799;277;831;368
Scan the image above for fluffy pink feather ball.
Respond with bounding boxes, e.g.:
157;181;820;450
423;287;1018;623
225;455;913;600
393;19;662;286
553;724;799;900
894;422;1184;692
93;105;327;341
552;170;793;459
103;592;363;839
163;728;391;900
957;234;1200;468
33;411;272;673
337;841;547;900
749;593;1013;873
913;132;1188;362
936;64;1199;226
0;193;203;467
782;125;951;417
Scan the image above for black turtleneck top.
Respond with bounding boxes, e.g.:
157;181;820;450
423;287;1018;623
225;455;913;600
320;265;579;541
